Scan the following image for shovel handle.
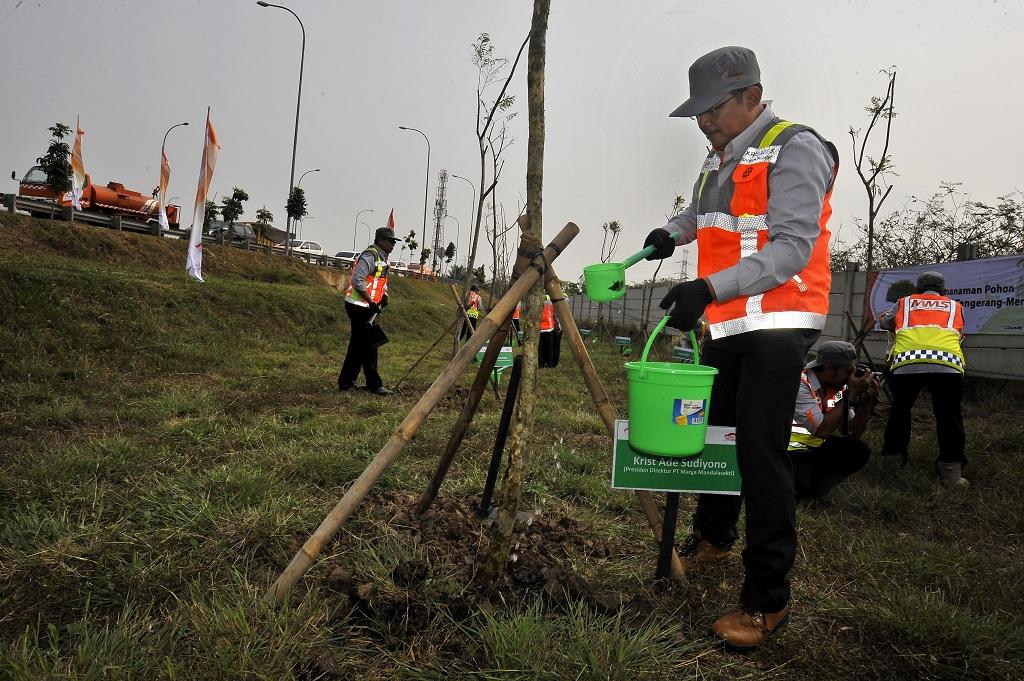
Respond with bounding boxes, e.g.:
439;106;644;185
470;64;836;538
620;229;682;270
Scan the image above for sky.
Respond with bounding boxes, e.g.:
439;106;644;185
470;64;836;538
2;0;1021;282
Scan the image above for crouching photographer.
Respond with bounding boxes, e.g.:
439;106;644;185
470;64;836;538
788;341;881;503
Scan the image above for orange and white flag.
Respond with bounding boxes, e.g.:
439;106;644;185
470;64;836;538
70;117;86;210
387;209;395;229
158;145;171;230
187;108;219;282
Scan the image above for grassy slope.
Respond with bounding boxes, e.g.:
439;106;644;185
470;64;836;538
1;215;1022;680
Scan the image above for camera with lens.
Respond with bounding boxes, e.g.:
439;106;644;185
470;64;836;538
854;363;882;379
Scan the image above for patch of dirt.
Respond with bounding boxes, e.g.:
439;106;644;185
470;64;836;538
326;491;642;642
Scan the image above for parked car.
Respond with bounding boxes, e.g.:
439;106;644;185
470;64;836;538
209;221;256;246
391;260;409;276
333;250;360;268
282;239;324;257
407;263;435;277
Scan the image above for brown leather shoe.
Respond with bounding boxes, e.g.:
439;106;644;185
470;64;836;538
678;534;732;573
711;606;789;652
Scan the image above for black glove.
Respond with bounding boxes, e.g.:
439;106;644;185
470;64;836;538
380;294;389;309
660;279;713;332
367;302;381;316
643;228;676;261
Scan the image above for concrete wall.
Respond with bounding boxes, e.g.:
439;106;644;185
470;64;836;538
569;272;1024;379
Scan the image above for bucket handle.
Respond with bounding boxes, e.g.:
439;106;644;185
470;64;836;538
640;316;701;377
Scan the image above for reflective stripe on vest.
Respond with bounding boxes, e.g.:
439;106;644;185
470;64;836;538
694;118;838;339
788;372;843;452
345;245;390;307
467;291;482;318
541;299;555;331
890;294;965;372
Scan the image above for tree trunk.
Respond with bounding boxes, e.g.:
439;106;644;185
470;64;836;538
478;0;550;590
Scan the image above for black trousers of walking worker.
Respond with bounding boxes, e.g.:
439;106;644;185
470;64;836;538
690;328;818;614
460;316;478;341
881;371;965;465
338;301;383;391
790;437;871;500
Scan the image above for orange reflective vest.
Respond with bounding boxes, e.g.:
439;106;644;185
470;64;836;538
540;297;555;332
466;290;482;319
695;119;838;338
890;293;965;372
345;245;389;307
513;302;521;320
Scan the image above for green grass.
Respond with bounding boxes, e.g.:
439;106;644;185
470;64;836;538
1;215;1023;679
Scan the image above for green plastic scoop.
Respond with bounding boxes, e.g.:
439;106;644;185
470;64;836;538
582;231;680;302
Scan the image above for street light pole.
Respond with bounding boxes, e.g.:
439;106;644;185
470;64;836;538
158;121;188;227
297;168;320;188
256;1;306;255
398;126;430;266
353;208;373;249
450;173;476;268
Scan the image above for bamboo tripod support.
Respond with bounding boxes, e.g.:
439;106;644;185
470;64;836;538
415;236;538;515
415;262;685;578
263;222;579;604
543;270;685;578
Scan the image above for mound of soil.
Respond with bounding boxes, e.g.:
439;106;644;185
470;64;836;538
325;491;645;643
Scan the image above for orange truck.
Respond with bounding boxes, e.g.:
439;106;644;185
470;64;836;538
12;166;181;227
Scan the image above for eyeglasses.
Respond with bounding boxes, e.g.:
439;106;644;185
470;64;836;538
694;94;737;121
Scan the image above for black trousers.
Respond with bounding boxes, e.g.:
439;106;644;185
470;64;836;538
338;301;383;390
460;316;478;341
539;330;561;368
790;437;871;500
881;371;965;464
691;328;818;613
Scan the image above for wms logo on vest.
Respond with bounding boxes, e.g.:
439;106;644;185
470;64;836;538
910;299;951;311
672;399;706;426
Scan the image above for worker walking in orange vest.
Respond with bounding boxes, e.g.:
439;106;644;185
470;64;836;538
538;295;560;367
461;284;484;340
642;46;839;650
338;227;401;396
879;271;968;486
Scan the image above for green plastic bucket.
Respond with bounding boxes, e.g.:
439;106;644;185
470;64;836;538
624;316;718;457
583;262;626;302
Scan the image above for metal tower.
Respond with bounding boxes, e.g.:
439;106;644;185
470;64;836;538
431;169;448;274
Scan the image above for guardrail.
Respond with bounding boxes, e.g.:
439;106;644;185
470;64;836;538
1;192;438;276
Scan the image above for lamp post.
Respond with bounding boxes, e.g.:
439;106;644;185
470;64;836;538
158;122;188;226
450;173;476;269
353;208;373;249
398;126;430;266
361;220;373;245
256;1;306;254
297;168;319;187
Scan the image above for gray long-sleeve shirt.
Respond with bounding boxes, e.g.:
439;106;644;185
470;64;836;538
351;248;386;299
663;103;837;302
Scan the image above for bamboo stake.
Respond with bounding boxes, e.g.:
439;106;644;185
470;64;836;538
448;283;477;336
544;269;686;579
264;221;579;603
415;230;534;515
393;316;460;390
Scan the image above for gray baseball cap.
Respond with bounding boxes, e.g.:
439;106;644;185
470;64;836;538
375;227;403;242
916;271;945;292
669;46;761;118
806;341;857;370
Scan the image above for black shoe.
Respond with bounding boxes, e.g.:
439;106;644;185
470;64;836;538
338;382;360;392
365;386;392;396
